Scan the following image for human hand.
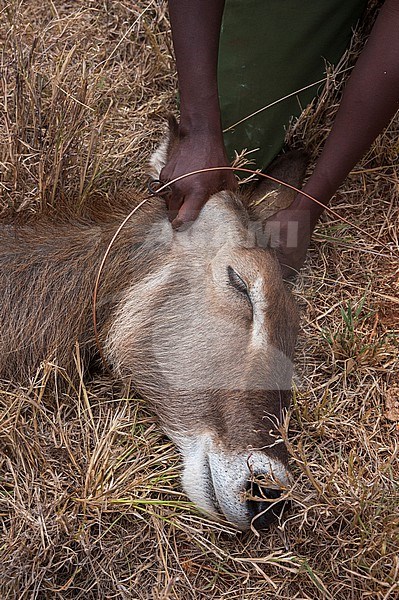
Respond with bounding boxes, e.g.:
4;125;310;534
160;129;237;228
264;198;320;280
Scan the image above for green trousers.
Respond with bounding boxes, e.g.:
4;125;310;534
219;0;368;170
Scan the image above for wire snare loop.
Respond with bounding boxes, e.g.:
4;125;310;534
147;178;172;197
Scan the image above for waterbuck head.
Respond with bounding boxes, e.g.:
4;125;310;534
106;122;306;530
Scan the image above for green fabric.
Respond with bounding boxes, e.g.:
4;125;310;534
218;0;368;170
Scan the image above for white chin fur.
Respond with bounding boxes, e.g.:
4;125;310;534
178;434;289;530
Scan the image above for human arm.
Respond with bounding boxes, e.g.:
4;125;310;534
268;0;399;278
162;0;237;227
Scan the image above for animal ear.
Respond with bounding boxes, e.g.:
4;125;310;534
148;114;180;178
248;150;309;221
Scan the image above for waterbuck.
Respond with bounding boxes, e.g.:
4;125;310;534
0;122;306;530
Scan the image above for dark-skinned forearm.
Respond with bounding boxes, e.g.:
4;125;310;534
167;0;225;134
297;0;399;220
161;0;236;226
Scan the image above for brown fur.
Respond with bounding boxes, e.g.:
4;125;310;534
0;127;306;527
0;193;165;381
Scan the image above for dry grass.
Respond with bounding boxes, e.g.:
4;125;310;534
1;1;398;599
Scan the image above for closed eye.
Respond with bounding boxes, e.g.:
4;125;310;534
227;266;252;308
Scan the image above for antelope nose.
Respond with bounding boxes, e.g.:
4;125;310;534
246;483;288;529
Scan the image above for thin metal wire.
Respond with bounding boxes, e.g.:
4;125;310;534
92;195;154;371
147;177;172;196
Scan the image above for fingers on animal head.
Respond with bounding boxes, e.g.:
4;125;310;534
173;194;205;227
167;192;184;223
